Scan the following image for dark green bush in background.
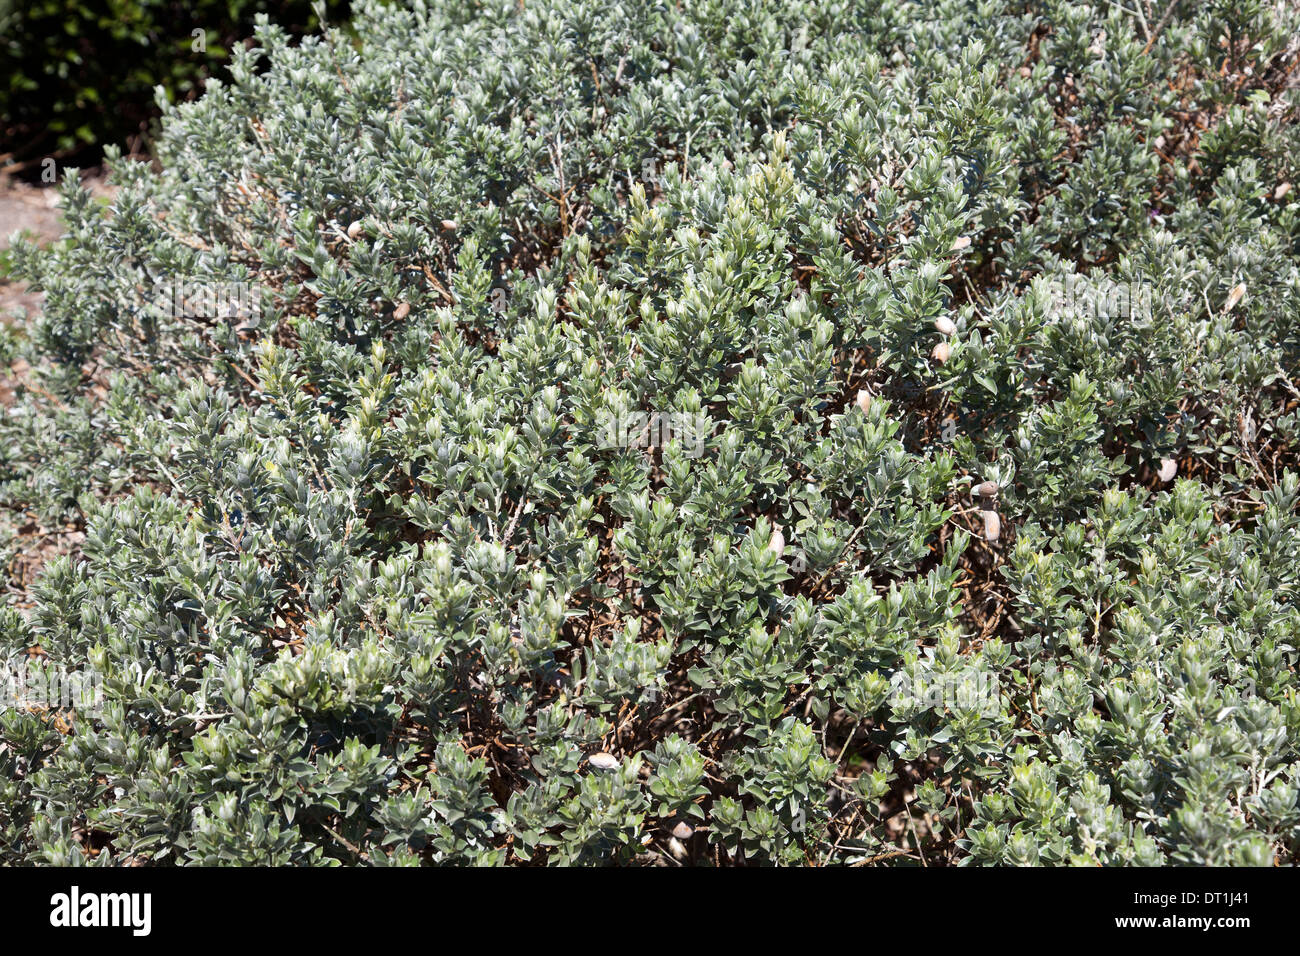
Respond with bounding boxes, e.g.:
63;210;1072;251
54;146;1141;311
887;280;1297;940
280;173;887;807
0;0;350;174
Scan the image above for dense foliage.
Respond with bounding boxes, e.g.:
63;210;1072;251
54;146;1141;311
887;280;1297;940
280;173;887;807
2;0;1299;865
0;0;349;173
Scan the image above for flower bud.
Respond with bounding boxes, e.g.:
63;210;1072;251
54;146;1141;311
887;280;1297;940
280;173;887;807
1223;283;1246;313
587;752;619;771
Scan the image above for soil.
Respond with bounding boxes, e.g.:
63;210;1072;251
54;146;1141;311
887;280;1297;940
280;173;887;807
0;169;117;324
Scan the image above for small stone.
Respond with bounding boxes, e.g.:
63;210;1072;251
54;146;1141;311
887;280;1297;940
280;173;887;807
393;301;411;320
587;752;619;771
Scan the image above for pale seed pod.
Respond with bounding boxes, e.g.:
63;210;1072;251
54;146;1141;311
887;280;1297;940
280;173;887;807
1223;282;1246;313
931;341;950;363
671;821;694;840
855;388;872;414
769;527;785;557
982;510;1001;542
1276;182;1293;201
440;219;458;231
950;236;971;252
934;316;957;336
393;301;411;320
975;480;999;498
346;220;364;240
587;752;619;771
1157;458;1177;483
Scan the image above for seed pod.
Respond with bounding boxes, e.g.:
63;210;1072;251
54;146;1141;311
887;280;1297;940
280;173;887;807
934;316;957;336
1157;458;1177;483
393;301;410;320
855;388;872;414
587;752;619;771
982;510;1001;542
346;220;364;240
1276;182;1293;201
671;821;694;840
440;219;458;231
950;236;971;252
931;341;950;364
974;480;999;498
768;527;785;557
1223;283;1246;313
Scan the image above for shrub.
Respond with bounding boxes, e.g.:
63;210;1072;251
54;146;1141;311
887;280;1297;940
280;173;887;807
1;0;1299;866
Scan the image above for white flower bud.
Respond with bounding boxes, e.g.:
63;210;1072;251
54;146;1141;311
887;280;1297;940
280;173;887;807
587;752;619;771
1223;283;1246;313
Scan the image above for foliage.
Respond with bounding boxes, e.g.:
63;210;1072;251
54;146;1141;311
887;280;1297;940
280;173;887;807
1;0;1299;866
